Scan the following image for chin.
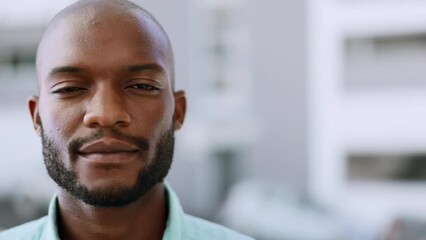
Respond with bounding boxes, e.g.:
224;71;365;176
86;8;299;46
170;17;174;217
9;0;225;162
76;181;144;207
83;176;138;192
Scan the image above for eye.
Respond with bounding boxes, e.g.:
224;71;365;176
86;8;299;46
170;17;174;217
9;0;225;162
127;83;159;91
51;87;87;94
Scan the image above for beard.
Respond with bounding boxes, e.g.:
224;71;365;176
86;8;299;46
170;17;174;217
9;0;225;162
41;126;174;208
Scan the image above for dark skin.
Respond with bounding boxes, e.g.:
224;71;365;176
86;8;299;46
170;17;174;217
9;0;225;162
28;1;186;240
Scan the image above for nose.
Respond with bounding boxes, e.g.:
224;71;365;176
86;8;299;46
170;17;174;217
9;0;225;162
83;86;131;128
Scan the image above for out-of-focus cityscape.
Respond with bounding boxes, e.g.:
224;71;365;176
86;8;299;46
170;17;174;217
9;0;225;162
1;0;426;239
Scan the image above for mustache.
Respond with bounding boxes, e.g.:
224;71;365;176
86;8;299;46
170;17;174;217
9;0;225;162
67;129;150;155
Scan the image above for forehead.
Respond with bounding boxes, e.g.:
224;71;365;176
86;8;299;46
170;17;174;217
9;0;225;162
36;4;172;84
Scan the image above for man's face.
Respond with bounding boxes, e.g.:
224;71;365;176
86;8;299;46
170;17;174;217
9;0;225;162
29;7;185;207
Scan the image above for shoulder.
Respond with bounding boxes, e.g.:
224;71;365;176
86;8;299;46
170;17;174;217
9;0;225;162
184;214;255;240
0;216;48;240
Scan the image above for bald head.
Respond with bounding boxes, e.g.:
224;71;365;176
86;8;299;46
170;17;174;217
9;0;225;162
36;0;175;90
54;0;160;24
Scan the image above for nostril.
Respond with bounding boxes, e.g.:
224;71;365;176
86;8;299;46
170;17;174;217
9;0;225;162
83;108;130;128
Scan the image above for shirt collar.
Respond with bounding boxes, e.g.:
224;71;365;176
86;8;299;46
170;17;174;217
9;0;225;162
162;182;185;240
43;194;60;240
44;182;185;240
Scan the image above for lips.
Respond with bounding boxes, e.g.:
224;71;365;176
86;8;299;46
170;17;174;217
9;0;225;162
78;139;140;163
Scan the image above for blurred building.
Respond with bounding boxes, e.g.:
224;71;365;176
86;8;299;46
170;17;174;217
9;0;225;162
308;0;426;235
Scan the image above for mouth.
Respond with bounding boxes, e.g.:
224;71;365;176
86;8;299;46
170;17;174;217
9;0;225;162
77;139;140;164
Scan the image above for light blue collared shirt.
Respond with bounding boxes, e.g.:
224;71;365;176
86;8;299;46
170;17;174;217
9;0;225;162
0;184;253;240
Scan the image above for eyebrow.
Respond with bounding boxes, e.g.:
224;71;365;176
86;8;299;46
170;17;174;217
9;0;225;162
47;64;165;80
47;66;82;80
127;64;165;74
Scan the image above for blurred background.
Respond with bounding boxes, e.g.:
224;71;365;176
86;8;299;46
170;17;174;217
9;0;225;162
1;0;426;239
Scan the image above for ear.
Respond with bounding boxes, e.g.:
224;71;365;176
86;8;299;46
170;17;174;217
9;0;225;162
28;95;41;136
173;90;186;131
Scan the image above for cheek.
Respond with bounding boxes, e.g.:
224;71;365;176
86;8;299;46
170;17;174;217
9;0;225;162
39;98;84;145
133;96;174;138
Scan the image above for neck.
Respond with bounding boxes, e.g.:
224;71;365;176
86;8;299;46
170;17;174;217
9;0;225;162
57;183;167;240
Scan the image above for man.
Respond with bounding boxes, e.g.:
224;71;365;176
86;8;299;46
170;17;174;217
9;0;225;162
0;0;253;239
